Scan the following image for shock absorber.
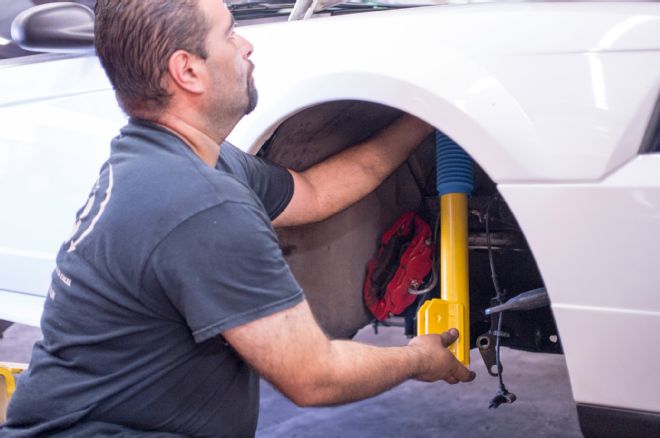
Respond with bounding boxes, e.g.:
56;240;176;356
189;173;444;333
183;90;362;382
417;130;473;366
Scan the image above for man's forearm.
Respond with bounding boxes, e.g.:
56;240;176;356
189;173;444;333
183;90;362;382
224;301;473;408
303;114;433;220
274;114;434;227
297;339;423;406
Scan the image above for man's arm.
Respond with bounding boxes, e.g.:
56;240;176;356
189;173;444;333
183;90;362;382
223;300;475;407
272;114;434;228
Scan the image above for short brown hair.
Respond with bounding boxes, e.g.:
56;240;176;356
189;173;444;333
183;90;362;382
94;0;210;116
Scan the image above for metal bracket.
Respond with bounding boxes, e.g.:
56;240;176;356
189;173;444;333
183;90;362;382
476;333;501;377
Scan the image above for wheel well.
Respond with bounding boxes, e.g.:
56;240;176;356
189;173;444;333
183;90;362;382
259;100;560;353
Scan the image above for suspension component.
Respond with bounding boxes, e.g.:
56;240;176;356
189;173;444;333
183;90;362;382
484;287;549;315
417;131;473;366
364;212;433;321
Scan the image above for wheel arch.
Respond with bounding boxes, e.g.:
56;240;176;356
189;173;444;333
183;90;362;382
229;70;529;183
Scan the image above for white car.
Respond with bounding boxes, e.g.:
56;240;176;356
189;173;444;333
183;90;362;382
1;1;659;436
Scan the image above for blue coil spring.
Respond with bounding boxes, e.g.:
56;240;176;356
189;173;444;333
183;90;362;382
435;130;473;196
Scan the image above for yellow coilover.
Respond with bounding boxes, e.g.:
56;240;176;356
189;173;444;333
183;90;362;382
417;131;472;366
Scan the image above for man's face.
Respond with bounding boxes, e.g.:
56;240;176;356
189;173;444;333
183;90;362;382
199;0;258;120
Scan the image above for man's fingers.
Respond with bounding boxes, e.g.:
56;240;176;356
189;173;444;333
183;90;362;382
452;362;477;382
439;328;459;347
439;328;476;381
410;331;476;384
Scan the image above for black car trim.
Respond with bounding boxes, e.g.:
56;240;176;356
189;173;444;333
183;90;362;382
640;92;660;154
578;403;660;438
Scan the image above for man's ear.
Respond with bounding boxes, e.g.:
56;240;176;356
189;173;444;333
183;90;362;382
167;50;206;94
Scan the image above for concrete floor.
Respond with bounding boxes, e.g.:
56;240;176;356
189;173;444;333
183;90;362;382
1;324;583;437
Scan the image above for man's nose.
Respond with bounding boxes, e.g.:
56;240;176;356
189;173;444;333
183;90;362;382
238;34;253;59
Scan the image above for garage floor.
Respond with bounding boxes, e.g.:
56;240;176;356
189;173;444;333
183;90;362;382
1;324;583;437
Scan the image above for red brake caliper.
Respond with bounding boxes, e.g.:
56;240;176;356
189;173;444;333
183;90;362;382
363;212;433;321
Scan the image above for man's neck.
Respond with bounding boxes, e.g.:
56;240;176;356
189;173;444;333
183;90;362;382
153;112;236;167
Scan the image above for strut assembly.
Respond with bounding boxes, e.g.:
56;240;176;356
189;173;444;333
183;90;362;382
363;128;555;408
417;130;473;366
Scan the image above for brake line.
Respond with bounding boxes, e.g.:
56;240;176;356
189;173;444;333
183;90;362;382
485;195;516;408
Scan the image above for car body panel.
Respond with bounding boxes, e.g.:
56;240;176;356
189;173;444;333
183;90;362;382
500;154;660;413
0;59;125;317
229;3;660;183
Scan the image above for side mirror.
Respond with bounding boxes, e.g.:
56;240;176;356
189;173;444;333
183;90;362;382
11;2;94;53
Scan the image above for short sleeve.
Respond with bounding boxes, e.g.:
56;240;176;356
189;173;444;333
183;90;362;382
217;143;294;220
145;201;304;343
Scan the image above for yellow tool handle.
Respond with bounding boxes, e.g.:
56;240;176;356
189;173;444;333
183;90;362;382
1;363;27;399
440;193;470;365
417;193;470;367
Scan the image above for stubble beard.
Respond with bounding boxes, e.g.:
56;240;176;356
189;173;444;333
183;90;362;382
204;63;258;137
244;66;258;115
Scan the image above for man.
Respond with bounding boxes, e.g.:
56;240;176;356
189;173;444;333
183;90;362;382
3;0;475;436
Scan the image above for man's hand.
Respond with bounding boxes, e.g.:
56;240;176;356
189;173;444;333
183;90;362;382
408;329;476;384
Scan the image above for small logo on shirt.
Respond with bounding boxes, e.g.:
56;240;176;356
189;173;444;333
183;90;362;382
66;164;114;252
55;267;71;287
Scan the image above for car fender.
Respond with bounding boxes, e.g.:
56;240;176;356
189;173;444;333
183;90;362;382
230;3;660;184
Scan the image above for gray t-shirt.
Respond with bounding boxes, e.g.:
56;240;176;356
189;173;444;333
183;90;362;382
3;119;303;437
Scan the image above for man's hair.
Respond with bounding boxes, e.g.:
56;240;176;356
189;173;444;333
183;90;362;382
94;0;210;116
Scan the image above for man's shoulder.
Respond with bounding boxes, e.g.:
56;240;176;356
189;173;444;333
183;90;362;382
64;122;264;270
106;153;259;239
111;121;257;208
